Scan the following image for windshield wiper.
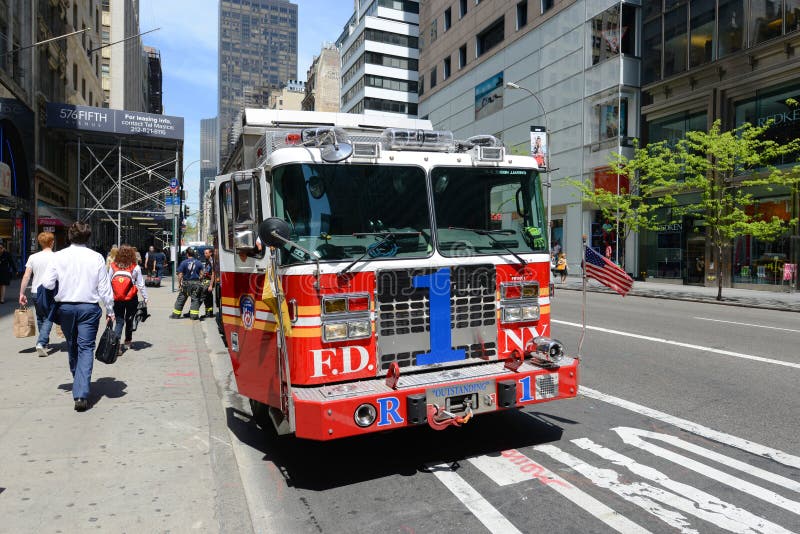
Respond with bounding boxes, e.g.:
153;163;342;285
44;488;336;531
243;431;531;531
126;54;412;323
337;231;421;276
446;227;527;266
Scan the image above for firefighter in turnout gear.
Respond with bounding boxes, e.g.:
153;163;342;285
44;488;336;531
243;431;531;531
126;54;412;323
201;247;215;318
171;248;204;319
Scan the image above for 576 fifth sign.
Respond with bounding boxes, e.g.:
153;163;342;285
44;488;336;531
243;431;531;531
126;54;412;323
46;103;184;140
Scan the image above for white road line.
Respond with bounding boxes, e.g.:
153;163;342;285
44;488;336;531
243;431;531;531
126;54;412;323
553;319;800;369
693;316;800;333
580;387;800;470
427;463;523;534
570;439;795;534
469;451;651;534
535;445;700;534
613;427;800;495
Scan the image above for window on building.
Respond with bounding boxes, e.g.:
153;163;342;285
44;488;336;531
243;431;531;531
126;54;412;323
444;7;452;31
459;44;467;68
430;67;437;88
643;17;662;83
689;0;715;67
517;1;528;29
419;74;425;96
591;4;637;65
460;0;468;18
663;4;687;77
476;16;504;57
73;4;78;29
82;78;86;100
430;19;438;42
595;98;628;142
73;64;78;91
443;56;451;80
751;0;783;44
541;0;554;14
718;0;745;56
89;91;93;106
788;0;800;33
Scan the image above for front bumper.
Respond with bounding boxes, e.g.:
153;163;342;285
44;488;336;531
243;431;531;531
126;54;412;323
292;357;579;440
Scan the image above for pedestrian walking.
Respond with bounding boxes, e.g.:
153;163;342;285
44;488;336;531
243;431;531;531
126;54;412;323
154;247;166;277
106;245;118;269
0;241;15;303
18;232;56;356
144;245;156;275
109;245;148;353
555;252;568;283
201;247;216;318
171;247;203;320
40;222;115;412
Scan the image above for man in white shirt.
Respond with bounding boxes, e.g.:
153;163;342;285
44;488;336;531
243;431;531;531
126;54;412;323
18;232;56;356
40;222;115;412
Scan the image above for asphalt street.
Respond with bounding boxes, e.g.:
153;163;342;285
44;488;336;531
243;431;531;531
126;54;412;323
204;290;800;534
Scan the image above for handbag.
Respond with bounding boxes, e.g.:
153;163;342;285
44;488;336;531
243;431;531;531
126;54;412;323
95;322;120;364
14;306;36;338
131;301;150;332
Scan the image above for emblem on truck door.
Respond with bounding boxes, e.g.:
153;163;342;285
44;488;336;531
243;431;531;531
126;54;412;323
240;295;255;330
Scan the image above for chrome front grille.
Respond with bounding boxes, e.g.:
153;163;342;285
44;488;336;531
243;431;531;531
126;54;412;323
377;265;497;372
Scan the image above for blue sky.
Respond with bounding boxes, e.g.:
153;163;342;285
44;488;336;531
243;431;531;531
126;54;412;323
138;0;353;211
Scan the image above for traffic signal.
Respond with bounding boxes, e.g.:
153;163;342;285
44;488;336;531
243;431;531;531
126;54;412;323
184;205;190;218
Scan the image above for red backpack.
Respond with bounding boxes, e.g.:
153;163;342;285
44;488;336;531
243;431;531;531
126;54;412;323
111;262;138;301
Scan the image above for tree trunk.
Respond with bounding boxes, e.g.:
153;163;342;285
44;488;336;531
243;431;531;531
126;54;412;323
716;244;723;301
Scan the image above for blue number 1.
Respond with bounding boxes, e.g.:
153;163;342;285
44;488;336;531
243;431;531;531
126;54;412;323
413;268;466;365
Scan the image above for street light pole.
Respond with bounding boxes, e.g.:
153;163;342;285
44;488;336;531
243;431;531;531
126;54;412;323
506;82;552;253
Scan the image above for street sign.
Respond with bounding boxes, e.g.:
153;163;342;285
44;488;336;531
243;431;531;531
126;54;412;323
169;177;179;193
165;195;179;215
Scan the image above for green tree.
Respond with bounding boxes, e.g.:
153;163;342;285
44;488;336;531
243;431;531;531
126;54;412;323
618;119;800;300
569;153;667;271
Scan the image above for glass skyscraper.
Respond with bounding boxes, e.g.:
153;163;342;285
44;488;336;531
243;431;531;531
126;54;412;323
218;0;298;164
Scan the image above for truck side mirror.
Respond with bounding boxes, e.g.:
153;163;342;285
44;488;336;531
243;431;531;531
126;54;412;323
259;217;291;248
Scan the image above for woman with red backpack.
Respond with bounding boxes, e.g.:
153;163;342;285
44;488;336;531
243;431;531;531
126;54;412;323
109;245;148;353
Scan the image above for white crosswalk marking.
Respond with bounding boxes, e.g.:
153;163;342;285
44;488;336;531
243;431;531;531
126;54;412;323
535;444;702;533
613;427;800;505
469;450;651;534
427;462;523;534
581;387;800;470
570;438;794;534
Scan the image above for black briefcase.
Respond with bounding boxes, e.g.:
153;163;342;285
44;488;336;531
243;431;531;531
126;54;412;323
95;322;120;364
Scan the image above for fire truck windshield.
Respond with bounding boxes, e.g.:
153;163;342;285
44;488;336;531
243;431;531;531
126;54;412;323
272;163;432;264
432;167;547;257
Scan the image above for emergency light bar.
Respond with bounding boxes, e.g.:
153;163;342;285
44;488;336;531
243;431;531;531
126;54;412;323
381;128;454;152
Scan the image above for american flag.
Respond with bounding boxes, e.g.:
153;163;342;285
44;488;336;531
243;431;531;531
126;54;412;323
584;246;633;296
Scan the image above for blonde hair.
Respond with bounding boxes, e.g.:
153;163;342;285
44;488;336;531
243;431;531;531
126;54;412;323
38;232;55;248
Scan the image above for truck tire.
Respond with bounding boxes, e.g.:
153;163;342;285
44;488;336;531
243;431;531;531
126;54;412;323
249;399;271;430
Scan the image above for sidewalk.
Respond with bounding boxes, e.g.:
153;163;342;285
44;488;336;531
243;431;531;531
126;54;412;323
0;279;252;533
557;275;800;312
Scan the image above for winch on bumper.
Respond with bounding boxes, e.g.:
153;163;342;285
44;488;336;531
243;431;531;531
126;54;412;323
291;356;579;441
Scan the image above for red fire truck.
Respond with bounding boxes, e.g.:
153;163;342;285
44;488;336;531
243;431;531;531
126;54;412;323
207;110;578;441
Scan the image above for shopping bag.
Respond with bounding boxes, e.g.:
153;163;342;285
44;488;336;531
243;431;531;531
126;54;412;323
14;306;36;338
95;322;120;364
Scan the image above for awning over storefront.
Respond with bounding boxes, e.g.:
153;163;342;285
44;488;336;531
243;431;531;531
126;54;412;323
36;203;74;227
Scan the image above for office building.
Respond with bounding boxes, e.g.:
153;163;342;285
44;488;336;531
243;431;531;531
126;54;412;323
336;0;420;117
637;0;800;289
145;46;163;114
302;44;341;112
218;0;298;163
101;0;148;111
418;0;640;272
199;116;219;202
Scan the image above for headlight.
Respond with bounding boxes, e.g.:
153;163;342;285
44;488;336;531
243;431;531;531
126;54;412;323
521;304;540;321
323;322;348;341
354;403;377;427
348;320;371;339
503;306;522;322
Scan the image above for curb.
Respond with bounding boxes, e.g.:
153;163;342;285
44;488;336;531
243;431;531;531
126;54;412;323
558;285;800;313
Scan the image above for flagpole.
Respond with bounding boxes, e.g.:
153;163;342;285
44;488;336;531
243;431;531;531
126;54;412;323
578;234;588;357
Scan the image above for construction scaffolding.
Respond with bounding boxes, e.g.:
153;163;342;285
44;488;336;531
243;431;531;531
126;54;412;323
46;103;184;252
